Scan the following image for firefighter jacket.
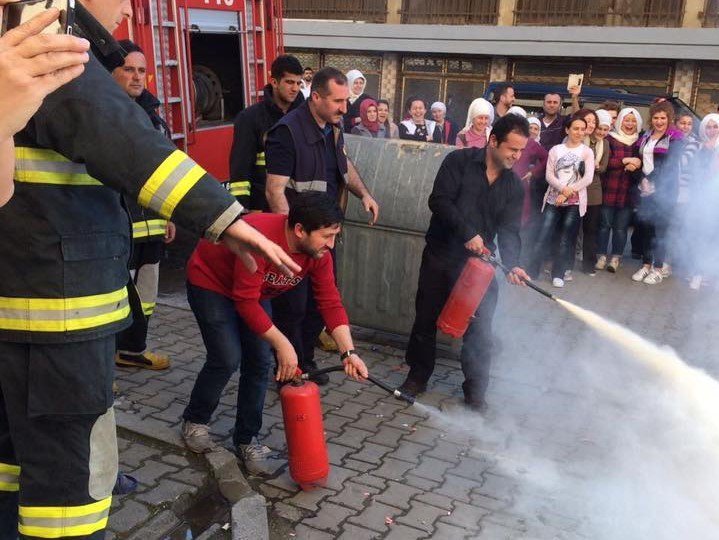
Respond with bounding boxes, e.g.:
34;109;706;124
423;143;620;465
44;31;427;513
228;85;304;211
0;3;242;344
127;89;171;243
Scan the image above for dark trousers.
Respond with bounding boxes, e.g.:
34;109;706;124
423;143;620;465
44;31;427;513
182;283;272;447
581;204;601;272
405;246;498;401
639;214;671;267
529;205;582;279
597;205;633;257
0;337;118;540
271;249;337;370
117;241;163;354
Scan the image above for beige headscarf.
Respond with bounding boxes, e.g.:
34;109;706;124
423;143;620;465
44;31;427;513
609;107;643;146
346;69;366;104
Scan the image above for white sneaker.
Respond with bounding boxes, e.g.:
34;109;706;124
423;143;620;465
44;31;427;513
689;275;702;290
237;440;274;476
643;268;663;285
595;255;607;270
563;270;573;282
632;265;651;282
659;263;672;278
552;277;565;288
181;421;216;453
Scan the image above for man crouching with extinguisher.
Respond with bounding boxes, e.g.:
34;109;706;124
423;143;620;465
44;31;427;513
398;114;532;412
180;192;368;475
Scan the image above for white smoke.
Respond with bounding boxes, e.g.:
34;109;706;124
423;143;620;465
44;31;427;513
415;288;719;539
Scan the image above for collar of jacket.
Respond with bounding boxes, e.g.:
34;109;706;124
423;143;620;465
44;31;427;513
135;89;161;114
470;147;514;181
73;3;126;72
296;101;339;144
262;84;305;115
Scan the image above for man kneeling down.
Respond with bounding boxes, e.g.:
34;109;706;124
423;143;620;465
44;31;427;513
181;192;368;475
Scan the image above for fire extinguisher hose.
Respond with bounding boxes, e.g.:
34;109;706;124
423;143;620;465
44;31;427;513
300;365;416;404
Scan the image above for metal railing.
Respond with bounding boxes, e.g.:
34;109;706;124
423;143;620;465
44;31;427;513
514;0;685;27
283;0;388;22
399;0;499;24
703;0;719;26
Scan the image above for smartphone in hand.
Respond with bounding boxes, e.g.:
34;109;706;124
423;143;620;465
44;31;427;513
1;0;75;36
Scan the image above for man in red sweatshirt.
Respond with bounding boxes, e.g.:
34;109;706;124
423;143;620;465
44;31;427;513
181;192;368;475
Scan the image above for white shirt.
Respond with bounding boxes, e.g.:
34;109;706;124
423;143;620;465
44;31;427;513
642;137;658;176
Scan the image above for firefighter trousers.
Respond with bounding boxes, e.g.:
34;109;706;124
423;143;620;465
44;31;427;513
0;337;118;539
117;241;163;355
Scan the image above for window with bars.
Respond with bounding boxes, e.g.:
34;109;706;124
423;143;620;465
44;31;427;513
399;0;499;24
694;62;719;116
400;56;490;125
703;0;719;26
283;0;388;22
286;49;383;98
514;0;685;27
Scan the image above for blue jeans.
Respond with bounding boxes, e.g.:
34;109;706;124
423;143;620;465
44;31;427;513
529;204;582;279
182;283;273;447
597;205;633;257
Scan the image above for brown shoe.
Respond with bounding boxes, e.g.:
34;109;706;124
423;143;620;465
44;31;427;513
115;351;170;370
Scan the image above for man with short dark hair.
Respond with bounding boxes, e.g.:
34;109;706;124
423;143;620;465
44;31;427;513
264;66;379;381
539;86;581;150
229;54;304;210
493;83;515;120
399;114;532;411
301;66;314;99
112;39;176;370
181;192;369;474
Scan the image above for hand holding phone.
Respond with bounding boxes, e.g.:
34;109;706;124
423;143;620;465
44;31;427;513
0;4;89;140
1;0;75;36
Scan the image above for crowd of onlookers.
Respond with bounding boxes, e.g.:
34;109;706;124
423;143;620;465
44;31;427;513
324;69;719;290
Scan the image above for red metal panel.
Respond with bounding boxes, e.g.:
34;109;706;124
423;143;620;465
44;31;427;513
186;126;234;181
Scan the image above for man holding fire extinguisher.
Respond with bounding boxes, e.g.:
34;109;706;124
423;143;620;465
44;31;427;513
180;193;368;475
399;114;532;412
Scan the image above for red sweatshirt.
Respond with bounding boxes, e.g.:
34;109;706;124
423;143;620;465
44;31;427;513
186;213;349;335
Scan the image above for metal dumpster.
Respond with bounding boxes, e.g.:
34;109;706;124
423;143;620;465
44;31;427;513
337;135;455;336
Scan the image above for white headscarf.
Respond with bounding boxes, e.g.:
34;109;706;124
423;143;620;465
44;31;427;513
464;97;495;138
430;101;446;113
609;107;643;146
507;106;527;118
595;109;612;128
346;69;366;104
699;113;719;148
527;117;541;140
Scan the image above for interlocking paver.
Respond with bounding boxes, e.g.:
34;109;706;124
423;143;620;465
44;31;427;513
373;481;422;510
301;501;356;533
346;500;403;533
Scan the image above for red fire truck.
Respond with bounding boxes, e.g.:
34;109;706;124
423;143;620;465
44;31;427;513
116;0;284;179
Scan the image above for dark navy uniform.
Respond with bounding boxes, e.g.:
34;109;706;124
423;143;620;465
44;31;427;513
0;4;242;538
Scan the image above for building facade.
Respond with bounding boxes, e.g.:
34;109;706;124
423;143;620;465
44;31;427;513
284;0;719;123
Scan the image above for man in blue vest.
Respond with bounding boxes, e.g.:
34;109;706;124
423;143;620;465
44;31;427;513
265;67;379;383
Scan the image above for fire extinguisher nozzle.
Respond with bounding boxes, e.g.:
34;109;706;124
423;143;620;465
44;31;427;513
393;389;416;404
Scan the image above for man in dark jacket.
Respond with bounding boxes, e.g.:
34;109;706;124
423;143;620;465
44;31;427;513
399;114;532;411
229;54;304;210
111;39;175;370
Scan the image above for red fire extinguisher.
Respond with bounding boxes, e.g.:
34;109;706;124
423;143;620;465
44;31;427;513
437;255;496;338
280;379;329;491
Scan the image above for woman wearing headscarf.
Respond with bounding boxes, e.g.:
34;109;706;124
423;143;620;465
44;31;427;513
686;113;719;289
377;99;399;139
595;107;643;274
430;101;458;145
528;115;595;287
505;107;549;267
575;108;610;275
350;99;387;138
528;117;542;141
343;69;373;133
455;98;494;149
631;100;684;285
399;96;441;142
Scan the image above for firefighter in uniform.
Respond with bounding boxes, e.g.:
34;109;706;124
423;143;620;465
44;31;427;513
112;39;175;370
0;2;298;538
228;54;304;210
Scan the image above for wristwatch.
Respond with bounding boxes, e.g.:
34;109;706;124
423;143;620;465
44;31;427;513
340;349;356;361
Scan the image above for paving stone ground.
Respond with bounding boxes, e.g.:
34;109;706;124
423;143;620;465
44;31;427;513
110;260;719;539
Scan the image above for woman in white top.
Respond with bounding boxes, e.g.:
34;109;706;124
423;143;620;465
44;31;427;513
528;115;596;287
398;96;441;143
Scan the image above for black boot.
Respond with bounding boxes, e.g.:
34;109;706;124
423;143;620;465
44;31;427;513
301;360;330;385
397;374;428;399
462;380;488;413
